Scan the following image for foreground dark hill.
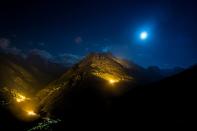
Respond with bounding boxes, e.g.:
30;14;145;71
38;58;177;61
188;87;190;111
112;64;197;123
31;62;196;130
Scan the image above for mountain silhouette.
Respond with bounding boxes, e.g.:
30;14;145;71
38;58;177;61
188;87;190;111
35;53;186;121
0;52;195;130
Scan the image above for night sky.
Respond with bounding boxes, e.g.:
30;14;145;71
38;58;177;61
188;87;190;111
0;0;197;68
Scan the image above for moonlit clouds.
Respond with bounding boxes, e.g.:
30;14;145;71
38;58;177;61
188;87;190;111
28;49;53;59
0;38;21;55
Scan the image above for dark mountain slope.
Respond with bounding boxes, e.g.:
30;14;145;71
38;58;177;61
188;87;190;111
0;53;40;94
112;65;197;123
0;52;67;94
26;53;67;81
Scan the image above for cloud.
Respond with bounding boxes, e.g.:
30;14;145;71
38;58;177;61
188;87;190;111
0;38;21;55
6;47;21;55
102;46;111;52
28;49;53;59
54;53;82;66
29;51;82;66
0;38;80;66
59;53;81;60
74;36;83;44
0;38;10;49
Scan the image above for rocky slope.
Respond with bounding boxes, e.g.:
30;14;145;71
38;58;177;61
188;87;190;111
35;53;145;117
0;52;67;108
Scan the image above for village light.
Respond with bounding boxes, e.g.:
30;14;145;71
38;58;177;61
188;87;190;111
108;79;119;85
109;79;115;84
15;94;29;103
27;110;37;116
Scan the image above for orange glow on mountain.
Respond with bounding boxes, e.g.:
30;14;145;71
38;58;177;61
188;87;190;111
26;110;37;116
15;94;29;103
109;79;119;84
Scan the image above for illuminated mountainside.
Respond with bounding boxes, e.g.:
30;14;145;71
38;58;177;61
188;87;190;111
0;52;67;116
0;53;40;95
36;53;136;117
0;52;67;89
78;52;133;82
0;53;44;121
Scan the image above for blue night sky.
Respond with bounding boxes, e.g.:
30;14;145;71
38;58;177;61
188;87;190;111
0;0;197;68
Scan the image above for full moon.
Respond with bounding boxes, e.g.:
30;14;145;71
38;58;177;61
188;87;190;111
140;31;148;40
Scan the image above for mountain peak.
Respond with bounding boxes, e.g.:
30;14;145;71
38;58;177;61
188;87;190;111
35;53;135;117
74;52;133;83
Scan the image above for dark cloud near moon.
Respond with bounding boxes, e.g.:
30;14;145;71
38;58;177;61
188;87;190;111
74;36;83;44
0;38;10;49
